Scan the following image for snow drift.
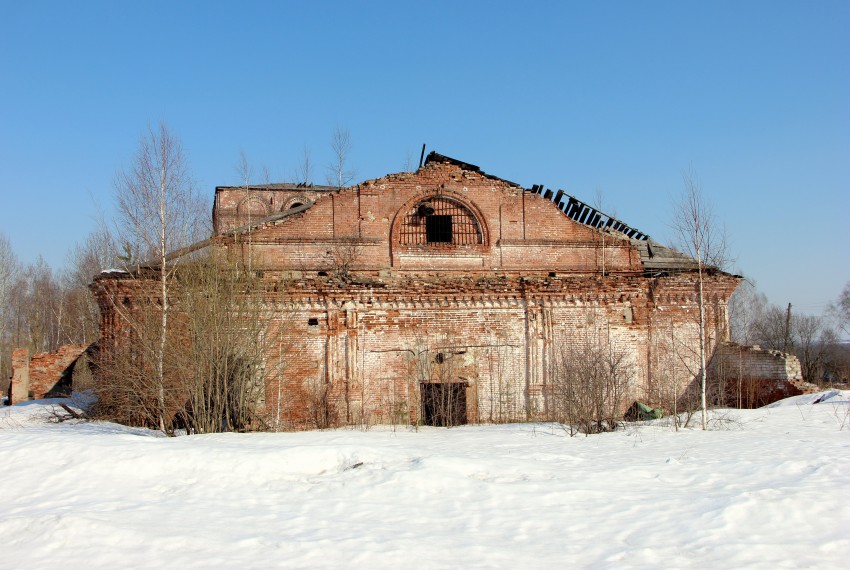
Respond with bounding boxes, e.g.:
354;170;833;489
1;393;848;568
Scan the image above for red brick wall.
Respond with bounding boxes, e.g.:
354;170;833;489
214;161;644;276
10;348;30;404
92;159;740;428
9;344;88;402
248;272;736;429
709;343;806;408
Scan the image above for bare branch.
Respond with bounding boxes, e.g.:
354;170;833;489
296;144;312;186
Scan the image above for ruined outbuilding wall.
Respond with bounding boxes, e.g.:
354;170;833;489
708;343;809;408
9;349;30;404
713;344;803;382
9;344;89;403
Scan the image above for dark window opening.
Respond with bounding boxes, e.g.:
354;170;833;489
435;352;445;364
548;271;557;277
308;318;319;326
289;202;303;209
399;196;482;245
317;271;328;277
426;215;453;243
420;382;467;427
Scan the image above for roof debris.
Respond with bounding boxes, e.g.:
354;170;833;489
527;184;649;241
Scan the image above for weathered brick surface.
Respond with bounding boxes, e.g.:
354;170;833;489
94;155;742;428
709;343;810;408
9;344;88;403
10;349;30;404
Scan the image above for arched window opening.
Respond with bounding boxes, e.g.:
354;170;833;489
282;195;310;212
398;196;482;245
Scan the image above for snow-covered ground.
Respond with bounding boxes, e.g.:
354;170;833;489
1;393;849;569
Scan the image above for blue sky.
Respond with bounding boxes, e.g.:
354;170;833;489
1;0;848;315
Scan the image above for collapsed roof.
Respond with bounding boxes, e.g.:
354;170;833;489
124;150;705;275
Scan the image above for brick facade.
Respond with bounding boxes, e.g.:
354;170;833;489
93;152;741;428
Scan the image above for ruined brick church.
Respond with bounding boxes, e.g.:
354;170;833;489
93;152;740;428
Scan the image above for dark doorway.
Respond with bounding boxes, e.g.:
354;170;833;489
421;382;467;427
426;215;453;243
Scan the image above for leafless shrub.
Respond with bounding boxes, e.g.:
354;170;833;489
706;409;744;431
296;144;312;186
169;257;279;433
93;254;285;434
45;402;88;423
325;239;362;281
305;379;338;430
831;401;849;431
92;299;173;428
547;331;634;436
484;339;521;424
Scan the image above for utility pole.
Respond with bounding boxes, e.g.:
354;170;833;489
783;303;792;353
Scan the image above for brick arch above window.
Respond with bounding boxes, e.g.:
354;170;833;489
237;196;270;217
395;195;485;246
281;195;311;211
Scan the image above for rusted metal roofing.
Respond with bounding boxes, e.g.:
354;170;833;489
215;182;338;193
527;184;650;241
524;181;704;273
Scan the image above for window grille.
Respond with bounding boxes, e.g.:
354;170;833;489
398;197;482;245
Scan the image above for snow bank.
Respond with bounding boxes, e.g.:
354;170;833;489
1;393;848;569
765;389;850;407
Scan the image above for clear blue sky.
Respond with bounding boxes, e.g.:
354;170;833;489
1;0;848;315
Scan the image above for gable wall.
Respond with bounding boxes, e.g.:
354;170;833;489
214;187;334;233
218;161;643;276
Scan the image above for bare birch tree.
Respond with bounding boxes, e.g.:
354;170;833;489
829;281;850;337
326;125;355;188
0;232;21;381
548;325;633;435
112;123;204;432
296;144;312;186
236;149;254;274
62;227;118;345
670;168;729;430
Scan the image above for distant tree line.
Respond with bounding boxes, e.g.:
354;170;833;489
0;227;116;383
0;123;360;418
729;279;850;385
